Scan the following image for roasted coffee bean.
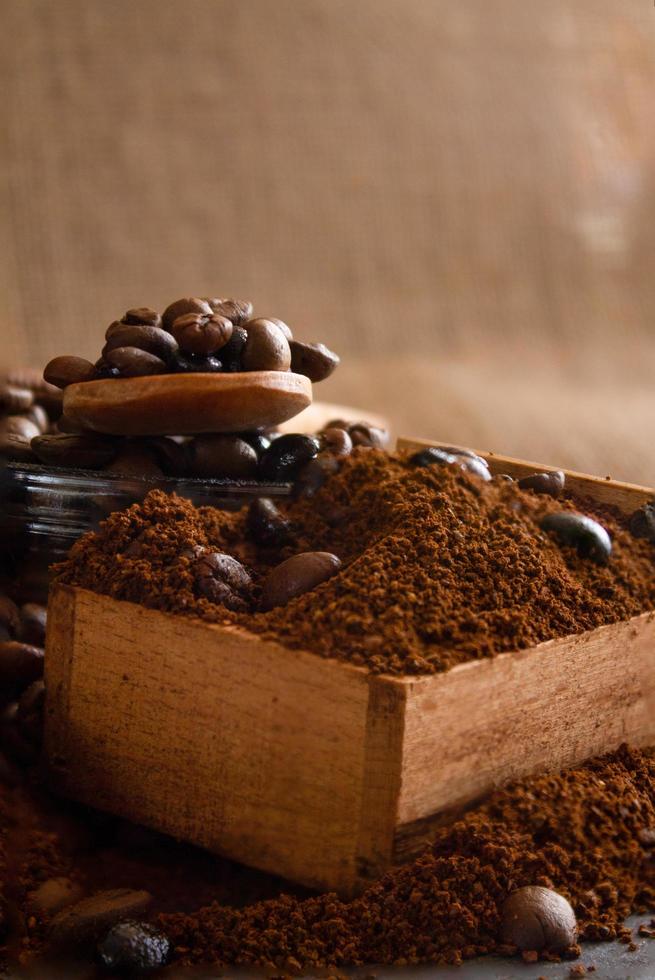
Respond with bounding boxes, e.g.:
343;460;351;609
162;297;213;332
103;324;179;363
460;456;492;482
24;403;49;433
0;432;36;462
44;356;98;389
16;680;45;745
324;418;350;432
500;886;577;952
193;552;253;611
320;427;353;457
97;920;171;974
518;470;566;498
190;435;258;479
170;352;223;373
242;319;291;372
0;383;33;413
220;326;248;372
294;454;340;497
32;433;118;469
267;316;293;340
349;423;388;448
259;434;320;480
49;888;153;949
261;552;341;610
19;603;47;647
104;347;167;377
0;596;20;639
289;341;340;382
541;511;612;563
171;312;233;356
247;498;294;548
433;444;483;461
0;415;41;440
628;502;655;544
410;447;461;468
0;641;44;699
206;297;253;325
104;445;164;479
122;307;161;328
237;430;272;456
146;436;191;476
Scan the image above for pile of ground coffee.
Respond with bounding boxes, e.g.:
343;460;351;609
56;449;655;675
159;744;655;968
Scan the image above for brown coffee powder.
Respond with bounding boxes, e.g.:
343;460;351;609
159;745;655;968
56;449;655;675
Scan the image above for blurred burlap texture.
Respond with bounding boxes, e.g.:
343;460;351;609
2;1;655;482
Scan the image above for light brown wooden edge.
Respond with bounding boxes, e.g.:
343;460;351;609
396;436;654;515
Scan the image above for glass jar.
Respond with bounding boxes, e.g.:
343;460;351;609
0;460;290;603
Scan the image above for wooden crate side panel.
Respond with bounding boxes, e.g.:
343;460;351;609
45;586;378;893
396;437;654;515
396;612;655;839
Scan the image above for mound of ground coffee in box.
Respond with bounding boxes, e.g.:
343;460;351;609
56;449;655;675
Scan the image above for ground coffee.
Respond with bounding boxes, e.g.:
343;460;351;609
56;449;655;675
158;744;655;968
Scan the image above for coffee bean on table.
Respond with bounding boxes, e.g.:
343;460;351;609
500;886;577;952
0;641;44;700
518;470;566;498
0;596;20;639
241;319;291;372
171;313;233;356
261;552;342;610
193;552;253;611
0;415;41;440
43;356;98;389
294;454;340;497
104;347;167;377
259;434;320;480
97;920;171;974
190;435;259;479
0;432;37;463
541;511;612;563
349;423;388;448
162;297;213;332
0;383;34;413
266;316;293;340
19;603;47;647
49;888;153;949
206;297;253;325
220;326;248;372
16;679;45;745
289;341;340;382
320;427;353;457
628;502;655;544
31;433;118;469
247;498;294;548
103;324;179;363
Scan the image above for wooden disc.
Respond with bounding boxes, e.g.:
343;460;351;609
62;372;313;436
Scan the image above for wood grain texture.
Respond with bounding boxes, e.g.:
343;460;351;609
63;371;312;435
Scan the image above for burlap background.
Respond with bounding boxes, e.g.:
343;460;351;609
2;1;655;481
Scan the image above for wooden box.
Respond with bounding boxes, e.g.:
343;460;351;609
44;440;655;895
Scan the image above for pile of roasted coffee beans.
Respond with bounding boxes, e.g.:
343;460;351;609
0;372;63;463
43;297;339;386
0;590;46;782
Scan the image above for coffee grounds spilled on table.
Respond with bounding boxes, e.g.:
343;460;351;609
56;449;655;675
7;746;653;968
